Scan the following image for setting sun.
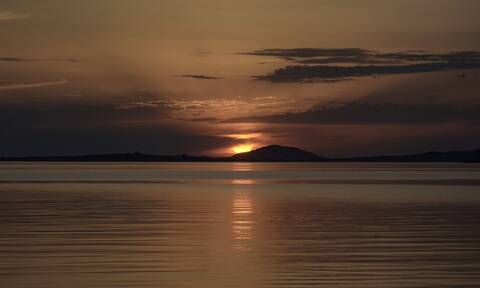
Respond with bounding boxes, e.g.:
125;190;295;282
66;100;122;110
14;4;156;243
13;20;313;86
232;144;254;154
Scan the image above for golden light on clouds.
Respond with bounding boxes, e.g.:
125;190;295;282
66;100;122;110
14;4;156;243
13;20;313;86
232;144;254;154
225;133;262;140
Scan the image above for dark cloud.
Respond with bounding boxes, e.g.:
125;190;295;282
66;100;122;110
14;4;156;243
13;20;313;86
1;127;235;157
295;57;396;65
226;70;480;125
242;48;371;59
0;104;235;157
0;57;78;63
295;123;480;158
244;48;480;83
0;104;169;129
377;51;480;63
244;48;480;64
256;62;480;83
183;117;220;122
178;74;223;80
225;102;480;125
196;51;212;57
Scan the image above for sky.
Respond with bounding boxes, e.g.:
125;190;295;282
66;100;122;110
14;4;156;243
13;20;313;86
1;0;480;157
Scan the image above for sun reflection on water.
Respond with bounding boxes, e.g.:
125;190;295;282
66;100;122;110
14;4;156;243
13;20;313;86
232;179;254;185
232;191;254;252
232;162;254;172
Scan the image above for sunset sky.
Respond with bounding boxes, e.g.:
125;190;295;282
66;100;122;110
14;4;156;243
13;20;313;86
1;0;480;157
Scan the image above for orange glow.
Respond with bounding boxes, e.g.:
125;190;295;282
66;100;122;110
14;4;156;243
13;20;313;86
232;144;254;154
224;133;262;140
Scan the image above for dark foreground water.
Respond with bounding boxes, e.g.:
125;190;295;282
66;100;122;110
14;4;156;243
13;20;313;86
1;162;480;288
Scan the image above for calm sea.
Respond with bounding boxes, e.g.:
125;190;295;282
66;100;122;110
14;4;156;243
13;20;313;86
1;162;480;288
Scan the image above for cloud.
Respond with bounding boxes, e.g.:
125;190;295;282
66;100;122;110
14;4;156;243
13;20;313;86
120;98;253;117
242;48;371;59
244;48;480;63
0;103;238;157
119;96;296;119
178;74;223;80
0;57;78;63
3;104;170;127
295;57;395;65
225;102;480;125
183;117;220;122
0;79;67;91
226;70;480;125
0;11;30;21
196;51;212;57
256;62;480;83
244;48;480;83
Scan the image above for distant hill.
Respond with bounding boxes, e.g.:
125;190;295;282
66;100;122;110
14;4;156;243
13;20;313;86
339;149;480;163
229;145;323;162
1;145;480;163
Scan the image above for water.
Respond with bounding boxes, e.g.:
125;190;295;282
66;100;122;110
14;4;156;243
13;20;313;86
1;162;480;288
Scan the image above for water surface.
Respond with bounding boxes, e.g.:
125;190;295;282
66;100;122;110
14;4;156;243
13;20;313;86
1;162;480;287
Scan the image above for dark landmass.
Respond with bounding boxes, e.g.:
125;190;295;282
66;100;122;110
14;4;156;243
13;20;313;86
230;145;323;162
336;149;480;163
1;145;479;163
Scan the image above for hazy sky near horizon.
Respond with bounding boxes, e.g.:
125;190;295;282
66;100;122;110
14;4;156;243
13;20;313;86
1;0;480;157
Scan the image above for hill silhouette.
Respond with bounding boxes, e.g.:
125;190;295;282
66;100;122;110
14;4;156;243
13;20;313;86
1;145;479;163
337;149;480;163
229;145;323;162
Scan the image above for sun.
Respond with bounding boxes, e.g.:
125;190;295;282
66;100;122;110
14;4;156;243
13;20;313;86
232;144;254;154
